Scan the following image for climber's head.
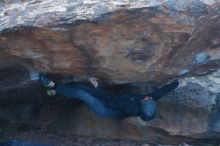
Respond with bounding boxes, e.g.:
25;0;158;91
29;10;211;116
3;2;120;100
141;96;156;120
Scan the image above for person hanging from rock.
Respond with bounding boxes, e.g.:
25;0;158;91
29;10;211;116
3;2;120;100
39;74;179;121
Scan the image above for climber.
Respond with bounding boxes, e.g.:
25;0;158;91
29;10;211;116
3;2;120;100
39;75;179;121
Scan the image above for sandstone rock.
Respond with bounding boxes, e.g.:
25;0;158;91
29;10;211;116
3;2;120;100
0;0;220;83
0;65;220;144
128;71;220;141
0;0;220;145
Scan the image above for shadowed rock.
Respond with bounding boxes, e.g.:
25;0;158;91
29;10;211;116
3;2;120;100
0;0;220;145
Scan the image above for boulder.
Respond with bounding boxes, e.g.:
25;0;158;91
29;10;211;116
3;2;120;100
0;0;220;145
0;65;220;144
0;0;220;83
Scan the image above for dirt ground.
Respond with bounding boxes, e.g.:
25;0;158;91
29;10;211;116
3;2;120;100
2;130;152;146
2;129;219;146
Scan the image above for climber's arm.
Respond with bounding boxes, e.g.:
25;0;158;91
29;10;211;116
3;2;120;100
148;80;179;101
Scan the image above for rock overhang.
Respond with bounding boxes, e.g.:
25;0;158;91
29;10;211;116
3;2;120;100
0;1;220;83
0;0;220;143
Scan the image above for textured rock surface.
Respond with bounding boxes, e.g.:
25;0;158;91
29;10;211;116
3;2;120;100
0;0;220;83
129;76;220;138
0;65;220;145
0;0;220;145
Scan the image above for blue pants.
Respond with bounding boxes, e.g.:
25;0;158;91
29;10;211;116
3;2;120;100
55;84;126;119
55;80;179;120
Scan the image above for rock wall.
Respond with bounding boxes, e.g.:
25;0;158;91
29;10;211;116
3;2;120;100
0;0;220;145
0;64;220;144
0;0;220;83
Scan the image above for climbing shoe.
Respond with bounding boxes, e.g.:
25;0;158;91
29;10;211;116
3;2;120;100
46;89;56;96
39;74;55;88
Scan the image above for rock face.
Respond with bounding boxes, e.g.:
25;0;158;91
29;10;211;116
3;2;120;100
0;0;220;83
0;66;220;145
0;0;220;145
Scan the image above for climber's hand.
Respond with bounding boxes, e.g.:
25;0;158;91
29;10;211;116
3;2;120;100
89;77;99;88
143;96;153;101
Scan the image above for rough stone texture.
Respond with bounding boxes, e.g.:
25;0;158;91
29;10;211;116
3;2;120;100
0;0;220;145
129;78;220;138
0;64;220;145
0;0;220;83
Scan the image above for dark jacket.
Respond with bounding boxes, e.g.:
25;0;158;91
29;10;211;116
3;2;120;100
56;80;179;121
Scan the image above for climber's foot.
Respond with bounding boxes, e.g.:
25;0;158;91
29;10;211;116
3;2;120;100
39;74;55;88
47;89;56;96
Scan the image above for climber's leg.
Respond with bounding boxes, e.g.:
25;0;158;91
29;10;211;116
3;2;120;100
149;80;179;101
55;83;126;119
